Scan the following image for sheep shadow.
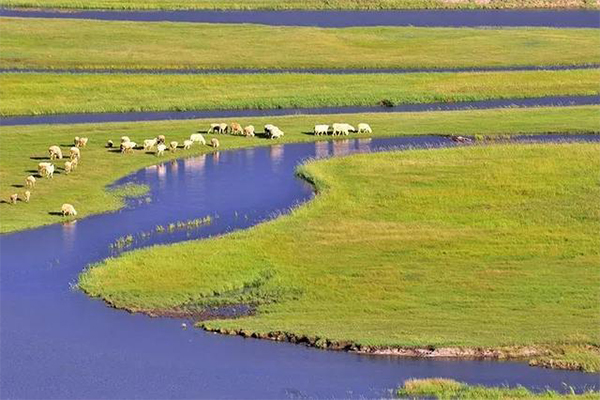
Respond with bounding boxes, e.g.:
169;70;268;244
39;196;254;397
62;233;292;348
196;129;211;134
302;131;317;136
30;156;50;161
48;211;64;216
108;149;122;154
145;151;156;156
11;184;25;188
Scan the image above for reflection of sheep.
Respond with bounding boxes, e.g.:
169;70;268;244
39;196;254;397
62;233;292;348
157;135;166;145
49;145;63;160
61;203;77;216
24;190;30;203
314;124;329;136
230;122;243;135
26;175;36;188
143;138;157;150
244;125;255;137
70;147;81;160
121;141;137;153
190;133;206;145
357;123;372;134
169;141;178;152
211;138;220;148
156;144;167;156
64;160;73;174
183;140;193;149
107;140;114;148
10;194;18;204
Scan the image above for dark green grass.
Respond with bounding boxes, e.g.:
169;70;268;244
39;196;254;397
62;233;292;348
397;378;599;399
2;18;599;70
1;106;598;233
1;70;599;116
1;0;598;10
78;142;600;371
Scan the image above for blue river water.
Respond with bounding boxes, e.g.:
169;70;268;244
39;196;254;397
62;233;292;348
1;134;599;399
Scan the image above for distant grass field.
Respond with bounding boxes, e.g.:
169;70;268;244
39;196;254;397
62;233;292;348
1;105;598;233
78;142;600;371
1;0;598;10
2;18;600;70
2;70;599;116
397;378;600;399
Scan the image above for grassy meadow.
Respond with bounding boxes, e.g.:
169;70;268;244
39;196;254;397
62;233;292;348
2;18;600;70
1;105;598;233
78;142;600;371
1;0;598;10
2;69;599;116
397;378;600;399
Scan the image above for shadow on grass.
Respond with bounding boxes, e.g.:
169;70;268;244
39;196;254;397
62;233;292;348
11;184;25;188
30;156;50;161
48;211;64;216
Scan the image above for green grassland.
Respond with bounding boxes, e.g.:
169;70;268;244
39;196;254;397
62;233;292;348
78;142;600;371
2;69;599;116
397;378;600;399
1;105;598;233
2;18;599;70
1;0;598;10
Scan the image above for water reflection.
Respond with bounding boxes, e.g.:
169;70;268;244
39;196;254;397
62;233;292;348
270;144;284;167
184;154;207;175
357;138;372;152
332;139;351;156
315;141;329;159
61;220;77;253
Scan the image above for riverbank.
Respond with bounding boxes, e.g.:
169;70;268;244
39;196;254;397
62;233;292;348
1;106;598;233
78;143;600;373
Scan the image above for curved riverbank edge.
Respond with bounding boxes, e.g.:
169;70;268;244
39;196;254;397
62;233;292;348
199;324;599;373
78;136;600;375
1;8;599;28
3;65;600;75
2;95;599;126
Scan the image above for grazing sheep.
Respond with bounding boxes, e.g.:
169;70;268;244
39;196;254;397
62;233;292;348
211;138;220;148
26;175;36;188
218;123;228;134
70;156;78;170
77;137;89;147
143;138;158;150
183;140;193;150
74;136;80;146
48;145;63;160
190;133;206;145
64;160;73;174
270;127;284;139
121;136;131;144
121;141;137;153
230;122;243;135
243;125;255;137
24;190;31;203
61;203;77;216
38;162;52;177
156;143;167;156
357;123;372;134
157;135;166;145
106;140;114;148
70;147;81;160
169;141;178;152
314;124;329;136
209;123;221;134
332;123;354;136
9;194;18;204
264;124;276;135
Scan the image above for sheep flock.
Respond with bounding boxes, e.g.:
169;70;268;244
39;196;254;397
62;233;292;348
7;121;372;217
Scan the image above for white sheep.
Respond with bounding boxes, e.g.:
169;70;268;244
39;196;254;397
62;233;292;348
267;126;284;139
211;138;220;148
74;136;80;146
209;123;220;134
26;175;36;188
244;125;255;137
183;140;193;150
314;124;329;136
24;190;30;203
332;123;354;136
143;138;157;150
44;164;55;179
121;136;131;144
156;144;167;156
77;137;89;147
157;135;166;145
121;141;137;153
169;141;178;152
9;194;18;204
64;160;73;174
190;133;206;145
61;203;77;216
70;147;81;160
218;123;228;134
38;162;52;177
48;145;63;160
357;123;372;134
70;156;78;170
107;139;114;148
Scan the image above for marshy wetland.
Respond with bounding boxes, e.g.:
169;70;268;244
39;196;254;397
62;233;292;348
0;2;599;399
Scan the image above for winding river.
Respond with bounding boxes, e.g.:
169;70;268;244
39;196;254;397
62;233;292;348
1;8;599;27
1;134;599;399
